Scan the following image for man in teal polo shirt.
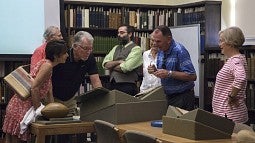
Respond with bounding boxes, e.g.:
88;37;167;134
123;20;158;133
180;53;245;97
148;25;197;111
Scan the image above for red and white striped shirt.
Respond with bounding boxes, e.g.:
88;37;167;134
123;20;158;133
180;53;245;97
212;54;248;123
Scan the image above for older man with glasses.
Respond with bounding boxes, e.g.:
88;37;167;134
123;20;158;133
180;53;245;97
51;31;102;143
52;31;102;116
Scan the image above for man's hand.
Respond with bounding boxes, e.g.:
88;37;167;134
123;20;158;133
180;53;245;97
112;60;124;72
153;69;169;78
147;64;157;74
104;60;123;70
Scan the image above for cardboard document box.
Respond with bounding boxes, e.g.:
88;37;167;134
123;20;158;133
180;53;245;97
162;106;235;140
79;87;167;124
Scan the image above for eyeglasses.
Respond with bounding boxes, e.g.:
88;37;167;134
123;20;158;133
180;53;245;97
118;31;128;35
78;44;92;51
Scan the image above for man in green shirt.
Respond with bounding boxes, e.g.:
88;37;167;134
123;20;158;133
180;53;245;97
102;24;143;96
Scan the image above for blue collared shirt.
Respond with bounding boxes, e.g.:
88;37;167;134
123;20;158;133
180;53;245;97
157;40;196;95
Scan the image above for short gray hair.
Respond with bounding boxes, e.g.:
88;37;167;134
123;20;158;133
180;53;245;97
73;31;94;45
219;26;245;49
43;26;59;41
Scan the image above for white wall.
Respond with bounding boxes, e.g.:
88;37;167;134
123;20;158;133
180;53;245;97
0;0;44;55
0;0;60;55
45;0;60;28
221;0;255;45
235;0;255;45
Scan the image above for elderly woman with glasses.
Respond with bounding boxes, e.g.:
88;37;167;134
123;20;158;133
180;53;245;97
212;26;248;123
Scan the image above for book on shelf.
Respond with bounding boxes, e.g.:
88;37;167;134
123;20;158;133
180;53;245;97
108;8;115;29
173;8;183;26
84;8;90;28
148;10;154;30
0;62;5;77
122;8;129;25
154;10;159;28
129;10;137;28
207;53;225;77
69;6;74;28
73;7;76;28
136;9;140;29
76;6;82;28
248;53;255;80
247;83;255;110
158;10;164;26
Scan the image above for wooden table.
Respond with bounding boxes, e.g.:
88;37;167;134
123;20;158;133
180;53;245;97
30;122;94;143
117;121;238;143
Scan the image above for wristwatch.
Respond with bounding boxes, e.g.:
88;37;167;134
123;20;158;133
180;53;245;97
168;70;173;77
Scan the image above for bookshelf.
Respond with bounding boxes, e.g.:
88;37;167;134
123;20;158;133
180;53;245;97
61;1;221;52
204;45;255;124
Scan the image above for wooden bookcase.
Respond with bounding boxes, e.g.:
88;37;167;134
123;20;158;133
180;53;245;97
61;1;221;52
60;0;222;93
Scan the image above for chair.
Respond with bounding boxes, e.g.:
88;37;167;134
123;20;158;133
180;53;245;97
123;130;162;143
94;120;122;143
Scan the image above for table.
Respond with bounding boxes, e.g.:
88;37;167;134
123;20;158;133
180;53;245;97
117;121;238;143
30;122;94;143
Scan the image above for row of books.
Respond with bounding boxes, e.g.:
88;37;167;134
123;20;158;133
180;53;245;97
133;32;150;51
247;53;255;80
181;7;205;31
68;31;151;54
206;53;255;80
206;53;226;77
65;5;206;30
247;83;255;110
93;36;119;53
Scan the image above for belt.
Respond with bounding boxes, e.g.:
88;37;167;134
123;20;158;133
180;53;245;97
168;88;194;97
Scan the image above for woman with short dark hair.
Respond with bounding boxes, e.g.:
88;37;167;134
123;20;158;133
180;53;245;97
3;40;68;143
